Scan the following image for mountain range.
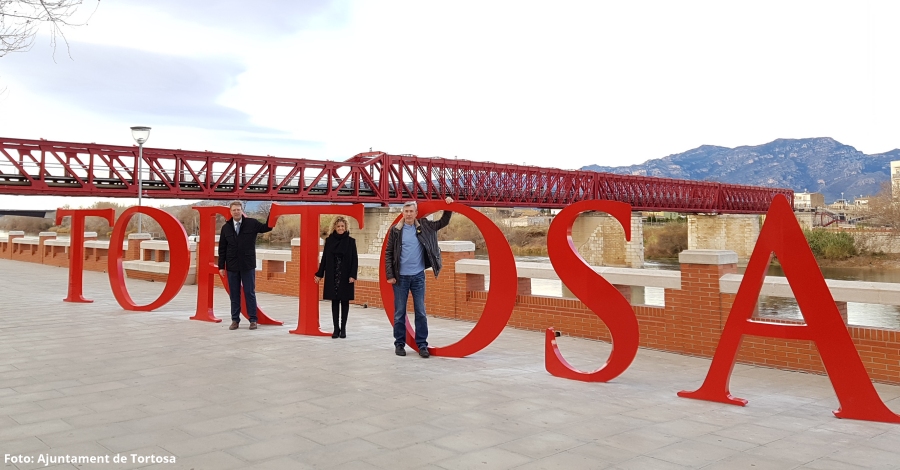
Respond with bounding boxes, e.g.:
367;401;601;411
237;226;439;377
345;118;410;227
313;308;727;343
582;138;900;203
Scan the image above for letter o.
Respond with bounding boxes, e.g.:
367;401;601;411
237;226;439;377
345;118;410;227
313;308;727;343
107;206;190;311
379;202;517;357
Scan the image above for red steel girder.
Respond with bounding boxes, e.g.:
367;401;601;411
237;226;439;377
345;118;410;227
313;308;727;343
0;137;792;213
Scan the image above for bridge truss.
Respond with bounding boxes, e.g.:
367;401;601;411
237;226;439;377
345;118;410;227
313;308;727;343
0;138;792;213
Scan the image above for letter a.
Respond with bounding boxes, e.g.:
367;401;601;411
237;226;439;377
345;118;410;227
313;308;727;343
679;194;900;423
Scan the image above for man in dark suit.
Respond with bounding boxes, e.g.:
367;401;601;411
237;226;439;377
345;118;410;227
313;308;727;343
218;201;273;330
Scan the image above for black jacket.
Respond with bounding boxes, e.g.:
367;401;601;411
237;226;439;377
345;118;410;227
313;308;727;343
218;217;273;272
385;210;452;280
315;234;359;301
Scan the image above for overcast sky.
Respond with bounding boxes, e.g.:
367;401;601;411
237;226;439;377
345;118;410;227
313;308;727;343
1;0;899;210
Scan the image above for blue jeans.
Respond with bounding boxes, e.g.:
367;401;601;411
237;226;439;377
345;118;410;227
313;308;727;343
393;271;428;349
227;269;258;323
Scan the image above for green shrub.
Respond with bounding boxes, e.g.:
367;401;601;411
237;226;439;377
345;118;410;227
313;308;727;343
803;229;857;260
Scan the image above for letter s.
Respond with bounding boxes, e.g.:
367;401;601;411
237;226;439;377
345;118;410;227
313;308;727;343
545;200;639;382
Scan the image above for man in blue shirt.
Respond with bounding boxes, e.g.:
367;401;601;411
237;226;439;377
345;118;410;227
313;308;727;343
385;197;454;357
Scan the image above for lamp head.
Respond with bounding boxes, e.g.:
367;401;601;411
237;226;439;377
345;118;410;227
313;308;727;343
130;126;151;145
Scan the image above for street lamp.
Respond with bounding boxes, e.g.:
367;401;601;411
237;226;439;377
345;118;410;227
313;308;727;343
130;126;151;233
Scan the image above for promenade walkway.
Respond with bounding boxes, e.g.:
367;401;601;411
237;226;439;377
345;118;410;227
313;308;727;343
2;258;900;469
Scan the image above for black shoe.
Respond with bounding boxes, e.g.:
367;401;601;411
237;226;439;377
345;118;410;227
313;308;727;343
332;329;340;339
419;347;430;358
339;330;346;338
395;346;406;356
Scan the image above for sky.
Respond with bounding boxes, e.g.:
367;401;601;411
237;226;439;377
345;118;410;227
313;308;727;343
1;0;899;210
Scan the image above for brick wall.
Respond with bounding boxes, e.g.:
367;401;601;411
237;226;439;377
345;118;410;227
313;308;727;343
2;232;24;259
43;243;68;268
126;271;169;283
11;240;41;263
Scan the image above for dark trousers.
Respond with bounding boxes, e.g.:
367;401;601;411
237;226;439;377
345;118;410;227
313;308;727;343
392;271;428;349
331;299;349;331
226;269;257;323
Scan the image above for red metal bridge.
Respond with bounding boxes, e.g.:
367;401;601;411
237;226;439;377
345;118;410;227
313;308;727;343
0;137;792;213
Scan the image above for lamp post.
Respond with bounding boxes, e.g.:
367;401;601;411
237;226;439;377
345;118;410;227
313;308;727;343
130;126;151;233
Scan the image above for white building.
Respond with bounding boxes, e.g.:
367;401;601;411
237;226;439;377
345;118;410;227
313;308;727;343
892;160;900;199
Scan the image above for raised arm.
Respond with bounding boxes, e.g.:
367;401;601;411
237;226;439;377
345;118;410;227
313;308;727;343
257;215;274;234
426;196;455;231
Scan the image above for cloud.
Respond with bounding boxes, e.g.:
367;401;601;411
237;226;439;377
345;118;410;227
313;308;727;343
143;0;349;34
2;42;296;135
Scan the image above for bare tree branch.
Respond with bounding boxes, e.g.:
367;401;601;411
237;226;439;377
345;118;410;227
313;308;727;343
1;0;100;58
862;182;900;230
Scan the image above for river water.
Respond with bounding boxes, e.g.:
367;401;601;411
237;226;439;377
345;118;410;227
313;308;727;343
748;264;900;330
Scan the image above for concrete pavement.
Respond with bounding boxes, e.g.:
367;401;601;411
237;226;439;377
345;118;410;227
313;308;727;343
2;258;900;469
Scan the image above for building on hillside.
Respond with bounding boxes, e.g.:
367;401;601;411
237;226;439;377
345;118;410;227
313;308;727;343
794;192;825;210
892;160;900;198
828;199;849;210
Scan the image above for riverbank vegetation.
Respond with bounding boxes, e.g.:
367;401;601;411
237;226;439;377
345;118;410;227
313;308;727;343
0;215;53;234
438;210;548;256
643;220;687;259
803;229;857;260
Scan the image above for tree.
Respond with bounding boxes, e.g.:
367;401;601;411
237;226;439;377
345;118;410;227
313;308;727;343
863;182;900;230
1;0;99;57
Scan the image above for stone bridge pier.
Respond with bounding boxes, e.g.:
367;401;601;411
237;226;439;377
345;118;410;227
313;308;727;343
349;207;402;255
569;211;644;268
687;214;761;261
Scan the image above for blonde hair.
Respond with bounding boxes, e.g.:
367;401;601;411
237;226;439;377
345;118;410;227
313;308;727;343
330;216;349;235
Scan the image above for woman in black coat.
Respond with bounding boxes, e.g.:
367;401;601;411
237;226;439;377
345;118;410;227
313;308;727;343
314;217;358;338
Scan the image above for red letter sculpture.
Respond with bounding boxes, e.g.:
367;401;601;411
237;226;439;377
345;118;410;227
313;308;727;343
190;205;281;324
268;203;364;336
107;206;189;311
378;201;517;357
678;195;900;423
545;200;639;382
56;208;115;302
190;206;227;322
